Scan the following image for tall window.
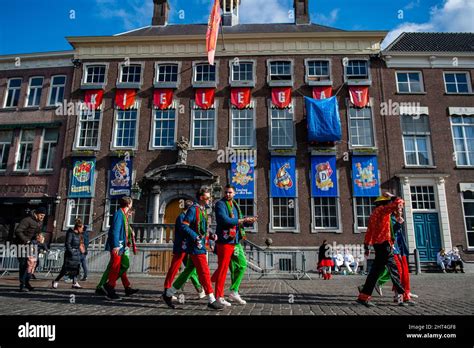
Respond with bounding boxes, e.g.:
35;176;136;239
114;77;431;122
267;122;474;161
401;115;433;166
231;62;254;83
396;72;423;93
272;197;296;229
153;109;176;148
120;64;142;83
15;129;35;171
349;107;374;147
39;128;59;170
306;60;330;82
235;198;256;231
67;198;92;227
410;186;436;210
231;108;255;148
157;64;178;83
451;116;474;166
355;197;375;230
76;110;101;149
84;65;106;84
313;197;339;229
345;60;369;80
270;107;294;148
4;78;22;108
26;77;44;107
192;108;216;148
0;130;12;171
269;61;292;82
461;190;474;248
194;64;216;82
444;72;471;94
114;109;138;148
48;75;66;106
106;198;121;228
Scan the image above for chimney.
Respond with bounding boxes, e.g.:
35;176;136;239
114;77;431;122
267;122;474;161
152;0;170;26
294;0;310;25
220;0;240;27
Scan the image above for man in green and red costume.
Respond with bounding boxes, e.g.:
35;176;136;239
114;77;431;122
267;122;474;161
211;184;257;306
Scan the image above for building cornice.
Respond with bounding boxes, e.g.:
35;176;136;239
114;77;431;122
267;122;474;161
0;51;74;71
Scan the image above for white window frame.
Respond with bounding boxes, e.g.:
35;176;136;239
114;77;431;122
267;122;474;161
270;171;299;233
154;62;181;88
347;104;376;149
229;102;256;149
47;75;67;106
344;58;371;85
150;105;178;149
14;129;35;172
443;71;472;94
305;58;332;86
450;115;474;167
64;198;94;230
37;128;59;171
117;61;144;87
192;61;218;88
395;71;424;93
102;198;122;231
353;196;376;233
73;109;103;151
25;76;44;107
81;63;109;88
460;189;474;250
267;59;294;87
190;100;218;150
311;196;341;232
111;104;140;150
268;100;295;150
410;185;437;212
229;59;256;87
0;130;12;172
3;78;22;108
401;115;433;167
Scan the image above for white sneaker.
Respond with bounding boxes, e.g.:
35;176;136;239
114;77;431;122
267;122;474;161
218;297;232;307
197;289;206;299
51;281;58;289
172;295;178;301
72;282;82;289
229;292;247;305
409;292;419;299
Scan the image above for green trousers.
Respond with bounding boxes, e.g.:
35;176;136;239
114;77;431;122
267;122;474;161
229;243;247;292
172;256;202;291
377;268;391;286
96;250;130;289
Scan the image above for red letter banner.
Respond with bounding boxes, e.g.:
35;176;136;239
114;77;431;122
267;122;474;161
312;86;332;100
195;88;215;109
349;86;369;108
84;90;103;110
153;89;173;109
231;88;251;109
115;89;137;110
271;87;292;108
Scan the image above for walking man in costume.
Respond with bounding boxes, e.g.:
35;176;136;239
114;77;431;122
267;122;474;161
357;192;409;307
164;187;224;310
162;200;205;307
211;184;257;306
99;196;139;300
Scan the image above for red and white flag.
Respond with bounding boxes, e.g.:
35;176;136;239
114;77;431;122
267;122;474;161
206;0;221;66
115;89;136;110
153;89;173;109
231;88;251;109
195;88;215;109
84;90;103;110
312;86;332;100
272;87;292;108
349;86;369;108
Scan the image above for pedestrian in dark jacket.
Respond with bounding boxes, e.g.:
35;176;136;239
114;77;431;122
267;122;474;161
14;207;46;292
79;226;89;281
51;219;85;289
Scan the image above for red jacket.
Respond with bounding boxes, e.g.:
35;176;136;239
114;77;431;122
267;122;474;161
364;198;404;246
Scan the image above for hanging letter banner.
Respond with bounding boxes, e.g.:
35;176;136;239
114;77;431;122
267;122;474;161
271;87;292;108
153;89;173;109
305;96;342;142
352;155;379;197
69;158;95;198
311;156;338;197
231;157;255;199
231;88;251;109
195;88;215;109
312;86;332;100
109;157;133;198
84;90;103;110
270;156;296;198
349;86;369;108
115;89;137;110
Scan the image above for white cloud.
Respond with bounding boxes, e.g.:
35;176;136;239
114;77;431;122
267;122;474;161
404;0;421;10
382;0;474;49
313;9;339;26
95;0;153;31
239;0;293;24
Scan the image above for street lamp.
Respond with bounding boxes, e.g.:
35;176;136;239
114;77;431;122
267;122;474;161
130;182;142;200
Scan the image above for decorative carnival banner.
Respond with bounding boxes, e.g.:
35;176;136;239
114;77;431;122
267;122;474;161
310;156;338;197
270;156;296;198
69;158;96;198
352;155;379;197
109;157;133;198
230;157;255;199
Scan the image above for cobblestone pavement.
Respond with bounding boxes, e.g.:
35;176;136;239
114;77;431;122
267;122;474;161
0;272;472;315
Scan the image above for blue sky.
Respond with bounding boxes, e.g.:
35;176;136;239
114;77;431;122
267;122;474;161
0;0;473;55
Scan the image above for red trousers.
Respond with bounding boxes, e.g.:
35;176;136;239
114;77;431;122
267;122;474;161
164;252;187;289
189;254;213;295
106;251;130;289
211;244;235;298
393;254;411;300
